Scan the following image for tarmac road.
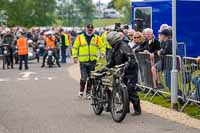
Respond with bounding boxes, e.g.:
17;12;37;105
0;60;199;133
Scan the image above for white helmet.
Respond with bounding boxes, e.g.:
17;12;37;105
46;31;53;36
5;28;11;33
28;39;33;44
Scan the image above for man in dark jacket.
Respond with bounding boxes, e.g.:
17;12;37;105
151;29;172;89
105;31;141;115
1;28;15;68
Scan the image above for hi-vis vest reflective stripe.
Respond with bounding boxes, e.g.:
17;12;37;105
45;37;56;49
72;34;103;62
17;37;28;55
62;33;70;46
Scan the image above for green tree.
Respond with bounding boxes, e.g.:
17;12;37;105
74;0;95;26
0;0;56;27
108;0;131;24
56;0;79;27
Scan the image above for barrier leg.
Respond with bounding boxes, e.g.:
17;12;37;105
144;88;153;99
150;91;158;101
180;100;190;112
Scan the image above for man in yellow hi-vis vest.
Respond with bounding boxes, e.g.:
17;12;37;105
72;24;105;99
59;29;71;63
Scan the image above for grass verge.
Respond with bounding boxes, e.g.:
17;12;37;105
93;18;121;27
139;92;200;119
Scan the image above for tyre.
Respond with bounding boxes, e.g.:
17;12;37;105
5;56;10;69
111;83;129;123
102;87;111;112
2;55;5;70
47;56;53;68
91;79;103;115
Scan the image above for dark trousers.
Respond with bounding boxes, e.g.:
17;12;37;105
2;48;14;67
61;46;67;63
79;61;96;94
42;50;60;66
19;54;28;70
9;49;14;67
124;76;141;113
106;48;112;62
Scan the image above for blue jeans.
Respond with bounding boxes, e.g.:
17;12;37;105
164;69;171;91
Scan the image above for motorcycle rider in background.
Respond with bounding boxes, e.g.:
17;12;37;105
1;28;15;69
41;31;61;68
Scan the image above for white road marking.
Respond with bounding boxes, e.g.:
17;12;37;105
0;78;9;82
17;78;30;81
34;77;39;81
0;72;55;82
48;77;53;80
20;72;36;78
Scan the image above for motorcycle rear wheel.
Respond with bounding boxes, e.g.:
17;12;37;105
91;79;103;115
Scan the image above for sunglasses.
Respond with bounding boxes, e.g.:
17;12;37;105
87;27;94;29
134;36;140;39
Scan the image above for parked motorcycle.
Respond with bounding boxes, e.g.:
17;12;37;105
28;46;37;60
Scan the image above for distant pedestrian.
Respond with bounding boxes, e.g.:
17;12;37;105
59;29;71;63
17;31;29;70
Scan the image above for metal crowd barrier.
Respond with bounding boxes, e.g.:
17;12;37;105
180;57;200;112
135;53;200;111
135;53;183;101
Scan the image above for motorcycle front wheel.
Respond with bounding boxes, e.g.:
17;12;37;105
47;56;53;68
111;83;129;123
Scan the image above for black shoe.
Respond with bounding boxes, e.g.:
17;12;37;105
132;111;142;116
136;86;142;92
57;64;61;67
133;102;141;115
157;83;164;89
178;98;185;106
41;65;45;68
127;106;130;113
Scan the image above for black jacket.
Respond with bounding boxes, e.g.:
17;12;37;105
2;34;15;48
134;42;146;53
106;40;138;79
135;38;160;54
160;39;172;55
146;39;160;54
